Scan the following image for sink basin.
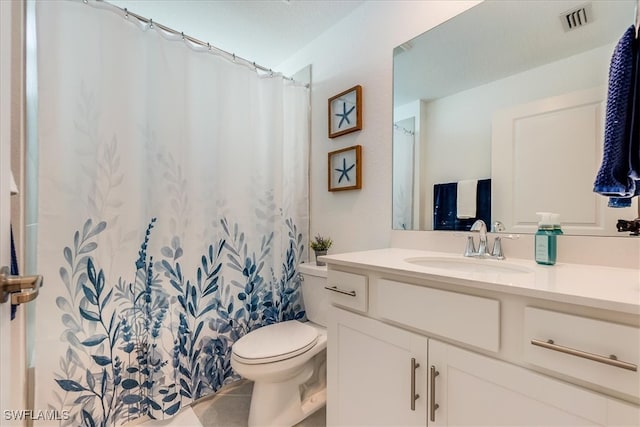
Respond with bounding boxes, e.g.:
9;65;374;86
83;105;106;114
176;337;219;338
405;257;532;275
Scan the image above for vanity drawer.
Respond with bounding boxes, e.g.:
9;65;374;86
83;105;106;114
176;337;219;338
524;307;640;397
326;270;368;313
375;279;500;352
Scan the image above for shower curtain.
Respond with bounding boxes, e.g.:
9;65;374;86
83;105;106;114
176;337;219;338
34;1;309;425
392;125;415;230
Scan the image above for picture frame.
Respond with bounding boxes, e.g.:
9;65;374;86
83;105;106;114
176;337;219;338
328;145;362;191
328;85;362;138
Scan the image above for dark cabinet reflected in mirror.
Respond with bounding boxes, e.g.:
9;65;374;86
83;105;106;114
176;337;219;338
392;0;638;236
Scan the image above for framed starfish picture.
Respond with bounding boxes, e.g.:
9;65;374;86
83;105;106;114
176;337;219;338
328;145;362;191
328;85;362;138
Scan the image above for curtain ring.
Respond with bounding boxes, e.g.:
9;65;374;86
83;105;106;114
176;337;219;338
181;32;185;40
207;43;212;51
124;7;129;18
149;19;154;29
232;54;236;62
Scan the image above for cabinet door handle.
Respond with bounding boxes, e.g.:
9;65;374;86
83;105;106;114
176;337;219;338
324;285;356;297
531;339;637;372
410;358;420;410
430;365;440;422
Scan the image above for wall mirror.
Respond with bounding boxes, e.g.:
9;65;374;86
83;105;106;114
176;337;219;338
392;0;638;236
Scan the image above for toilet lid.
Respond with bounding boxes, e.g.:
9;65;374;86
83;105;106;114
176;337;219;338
232;321;318;364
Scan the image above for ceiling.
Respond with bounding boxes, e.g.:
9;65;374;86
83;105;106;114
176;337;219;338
393;0;635;106
107;0;365;69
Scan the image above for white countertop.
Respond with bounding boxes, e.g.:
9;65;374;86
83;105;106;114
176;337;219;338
320;248;640;315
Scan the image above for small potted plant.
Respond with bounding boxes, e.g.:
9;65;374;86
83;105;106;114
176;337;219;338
310;234;332;266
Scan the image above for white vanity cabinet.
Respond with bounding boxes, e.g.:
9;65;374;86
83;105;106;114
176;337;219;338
428;339;639;426
328;308;428;426
323;250;640;427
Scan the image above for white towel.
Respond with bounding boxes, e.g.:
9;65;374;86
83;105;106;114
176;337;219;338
457;179;477;219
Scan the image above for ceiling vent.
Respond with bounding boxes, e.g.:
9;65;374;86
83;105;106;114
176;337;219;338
560;3;593;32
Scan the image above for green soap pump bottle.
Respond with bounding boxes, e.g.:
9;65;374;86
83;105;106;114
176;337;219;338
535;212;558;265
551;213;563;236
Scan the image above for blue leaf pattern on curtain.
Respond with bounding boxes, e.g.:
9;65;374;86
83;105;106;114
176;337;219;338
53;218;305;425
35;1;310;426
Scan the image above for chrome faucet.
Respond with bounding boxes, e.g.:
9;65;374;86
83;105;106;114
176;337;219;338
470;219;488;256
464;219;517;260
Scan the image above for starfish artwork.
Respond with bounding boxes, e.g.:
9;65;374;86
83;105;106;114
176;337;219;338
335;157;355;183
335;101;355;129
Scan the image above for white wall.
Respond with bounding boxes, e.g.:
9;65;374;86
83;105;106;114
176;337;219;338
278;0;481;255
423;43;611;182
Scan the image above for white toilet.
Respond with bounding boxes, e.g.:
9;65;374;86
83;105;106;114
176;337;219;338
231;262;328;427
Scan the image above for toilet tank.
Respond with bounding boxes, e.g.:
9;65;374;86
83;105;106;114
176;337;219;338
298;263;328;327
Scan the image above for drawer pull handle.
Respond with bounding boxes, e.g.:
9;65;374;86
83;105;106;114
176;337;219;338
430;365;439;422
410;358;420;411
324;286;356;297
531;339;637;372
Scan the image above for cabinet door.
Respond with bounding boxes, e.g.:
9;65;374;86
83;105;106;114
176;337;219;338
327;307;428;426
428;340;640;426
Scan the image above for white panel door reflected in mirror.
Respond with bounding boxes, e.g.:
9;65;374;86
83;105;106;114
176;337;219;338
392;0;638;235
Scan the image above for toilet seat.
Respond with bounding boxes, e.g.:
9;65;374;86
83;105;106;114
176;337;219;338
232;320;319;365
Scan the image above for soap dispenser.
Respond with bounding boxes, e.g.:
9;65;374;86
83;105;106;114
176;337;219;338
535;212;557;265
551;213;563;235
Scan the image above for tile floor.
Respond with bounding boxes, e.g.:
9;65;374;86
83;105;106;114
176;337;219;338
191;380;326;427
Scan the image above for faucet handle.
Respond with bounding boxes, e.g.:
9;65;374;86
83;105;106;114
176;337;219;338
464;235;476;257
491;236;505;259
453;232;478;256
490;234;519;260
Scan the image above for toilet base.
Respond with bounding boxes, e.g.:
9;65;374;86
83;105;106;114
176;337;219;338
248;384;326;427
247;354;327;427
299;388;326;422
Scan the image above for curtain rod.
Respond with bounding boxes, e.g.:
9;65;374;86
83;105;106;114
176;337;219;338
393;123;415;136
86;0;290;79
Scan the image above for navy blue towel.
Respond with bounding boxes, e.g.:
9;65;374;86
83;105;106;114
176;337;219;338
433;182;458;230
594;26;639;204
433;179;491;231
629;23;640;183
